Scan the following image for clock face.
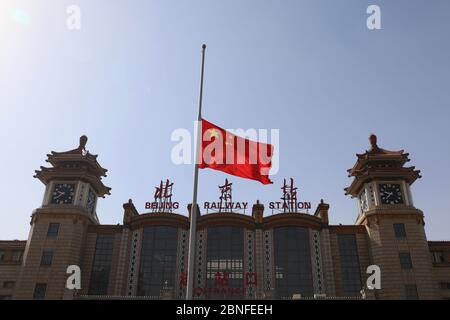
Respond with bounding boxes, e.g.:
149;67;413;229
86;188;96;214
359;190;368;212
51;183;75;204
379;183;404;205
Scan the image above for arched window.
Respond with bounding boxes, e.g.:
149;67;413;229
137;226;178;296
273;226;313;298
205;226;244;299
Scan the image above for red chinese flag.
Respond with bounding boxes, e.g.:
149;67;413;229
198;119;273;184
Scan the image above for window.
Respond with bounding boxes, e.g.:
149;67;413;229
405;284;419;300
0;295;12;300
274;227;314;299
33;283;47;300
399;252;413;269
137;227;178;297
2;281;15;289
338;234;362;296
440;283;450;290
88;234;115;295
206;226;244;299
432;251;445;263
0;250;4;262
12;250;23;263
40;251;53;266
47;223;60;237
393;223;406;239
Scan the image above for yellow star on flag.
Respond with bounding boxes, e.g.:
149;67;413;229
208;128;221;139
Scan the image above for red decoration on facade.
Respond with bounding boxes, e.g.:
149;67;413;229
245;272;257;287
281;178;298;213
179;271;187;287
215;272;230;287
218;179;233;213
145;179;179;212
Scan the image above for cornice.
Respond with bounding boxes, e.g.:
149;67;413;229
262;212;322;230
197;212;255;230
31;206;98;225
355;206;424;226
129;212;190;230
328;225;367;234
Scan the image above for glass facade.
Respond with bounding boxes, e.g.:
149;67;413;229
88;234;115;295
273;226;313;299
206;226;244;299
137;226;178;296
337;234;362;296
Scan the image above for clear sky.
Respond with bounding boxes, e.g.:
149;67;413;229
0;0;449;240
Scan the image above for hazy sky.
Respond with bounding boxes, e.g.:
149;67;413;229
0;0;449;240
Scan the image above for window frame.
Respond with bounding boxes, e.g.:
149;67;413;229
205;226;245;299
337;233;363;297
405;284;419;300
136;226;178;297
40;250;54;267
440;282;450;290
273;226;314;299
47;223;60;237
33;283;47;300
88;234;115;295
432;251;445;264
399;252;413;269
2;281;15;289
393;223;406;239
11;250;23;263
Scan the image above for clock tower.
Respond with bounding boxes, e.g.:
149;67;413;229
15;136;111;299
35;135;111;222
345;134;438;299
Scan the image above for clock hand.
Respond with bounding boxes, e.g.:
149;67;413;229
54;191;65;199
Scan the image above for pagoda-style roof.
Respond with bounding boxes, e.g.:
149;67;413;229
345;134;421;197
34;135;111;197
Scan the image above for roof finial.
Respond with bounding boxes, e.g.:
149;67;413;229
78;135;88;155
369;134;378;150
79;135;88;149
50;135;88;155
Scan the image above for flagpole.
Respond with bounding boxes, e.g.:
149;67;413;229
186;44;206;300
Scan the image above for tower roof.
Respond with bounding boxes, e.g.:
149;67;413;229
345;134;421;197
34;136;111;197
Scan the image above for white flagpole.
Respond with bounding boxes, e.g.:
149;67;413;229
186;44;206;300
